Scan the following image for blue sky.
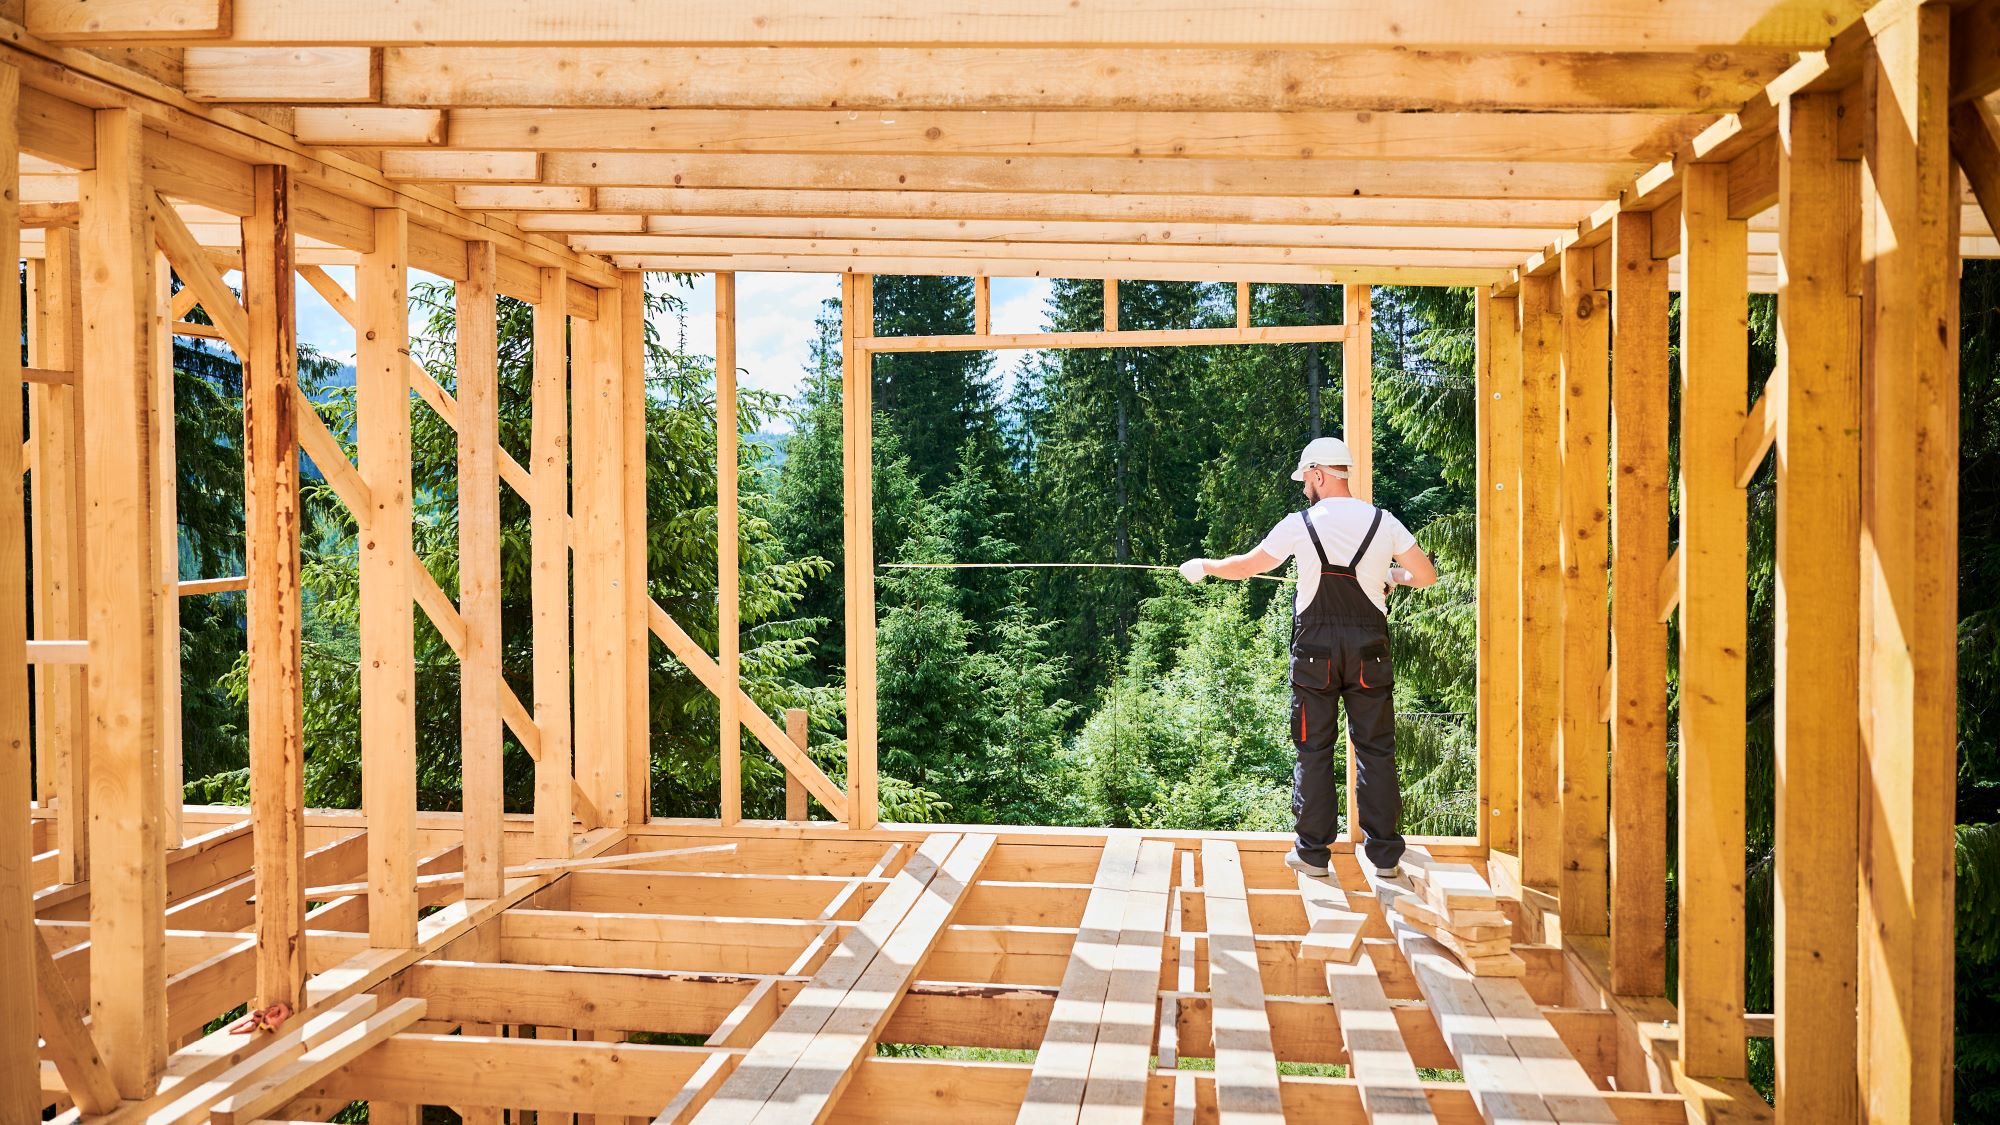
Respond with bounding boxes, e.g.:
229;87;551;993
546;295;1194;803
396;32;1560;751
292;268;1056;428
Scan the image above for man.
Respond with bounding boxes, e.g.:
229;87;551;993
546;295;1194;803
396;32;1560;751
1179;436;1436;879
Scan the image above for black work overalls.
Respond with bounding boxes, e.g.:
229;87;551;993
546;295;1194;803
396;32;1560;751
1288;505;1405;871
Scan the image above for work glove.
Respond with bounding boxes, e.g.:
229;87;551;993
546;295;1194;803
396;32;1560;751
1178;558;1210;584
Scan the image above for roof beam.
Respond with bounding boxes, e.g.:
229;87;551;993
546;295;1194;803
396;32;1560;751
580;187;1600;229
25;0;1868;50
606;253;1508;286
434;107;1712;163
540;153;1641;199
566;233;1532;270
626;215;1562;251
371;46;1792;113
183;47;378;102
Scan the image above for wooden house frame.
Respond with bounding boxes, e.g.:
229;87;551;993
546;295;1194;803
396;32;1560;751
5;0;1996;1119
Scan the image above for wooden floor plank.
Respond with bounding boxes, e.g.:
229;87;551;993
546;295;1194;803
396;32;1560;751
753;833;996;1124
1296;870;1366;964
691;833;961;1123
1470;979;1616;1123
1199;840;1284;1125
1323;955;1436;1124
1017;834;1144;1123
1080;838;1175;1123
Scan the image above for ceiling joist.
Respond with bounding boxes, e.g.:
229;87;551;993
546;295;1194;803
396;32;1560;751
25;0;1870;51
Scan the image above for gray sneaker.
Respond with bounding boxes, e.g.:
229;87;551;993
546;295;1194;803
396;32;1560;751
1375;867;1401;880
1284;848;1329;878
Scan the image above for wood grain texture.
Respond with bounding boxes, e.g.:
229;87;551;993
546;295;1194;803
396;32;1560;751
358;206;419;948
243;164;309;1007
1607;209;1670;998
1676;161;1749;1081
458;239;505;899
80;106;169;1099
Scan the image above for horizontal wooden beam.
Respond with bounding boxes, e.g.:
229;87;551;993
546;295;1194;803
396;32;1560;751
540;152;1641;199
570;234;1530;270
369;46;1790;113
611;253;1508;286
628;215;1562;252
178;575;249;596
583;187;1599;229
183;46;378;102
27;0;1867;50
859;323;1349;354
434;108;1707;163
24;639;87;664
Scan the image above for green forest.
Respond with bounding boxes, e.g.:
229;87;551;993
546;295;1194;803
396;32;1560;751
139;263;1999;1114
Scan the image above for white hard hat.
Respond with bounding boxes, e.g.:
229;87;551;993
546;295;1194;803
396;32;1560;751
1291;436;1353;481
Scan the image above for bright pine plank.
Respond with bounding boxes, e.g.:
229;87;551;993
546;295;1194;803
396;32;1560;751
1200;840;1284;1125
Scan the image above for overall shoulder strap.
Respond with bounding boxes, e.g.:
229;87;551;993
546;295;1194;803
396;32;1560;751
1347;507;1386;569
1299;508;1335;569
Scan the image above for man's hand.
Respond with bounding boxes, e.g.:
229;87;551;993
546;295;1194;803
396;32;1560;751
1388;566;1413;587
1178;558;1211;584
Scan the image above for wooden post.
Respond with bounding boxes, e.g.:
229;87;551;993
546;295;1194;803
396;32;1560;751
458;239;504;900
80;105;168;1098
1236;281;1251;330
621;272;651;823
358;206;418;949
573;282;631;827
1515;273;1563;893
1676;161;1749;1082
785;708;809;822
1475;290;1521;855
0;59;41;1124
153;250;182;845
1341;283;1372;842
31;225;87;885
717;272;742;825
243;164;307;1007
974;275;991;336
531;267;574;860
842;273;879;830
1608;208;1670;997
1558;244;1610;936
1102;277;1117;332
1773;88;1863;1123
1858;8;1959;1117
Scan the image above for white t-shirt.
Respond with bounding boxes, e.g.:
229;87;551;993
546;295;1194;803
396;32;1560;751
1256;497;1417;616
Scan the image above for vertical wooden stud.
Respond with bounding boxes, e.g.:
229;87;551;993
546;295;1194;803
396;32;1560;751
1774;89;1863;1122
0;59;42;1124
1516;273;1563;893
1559;244;1611;936
1608;209;1670;997
80;105;168;1098
1102;277;1117;332
531;267;573;860
573;283;630;827
358;206;418;949
1476;290;1521;855
1341;283;1372;841
842;273;879;830
1676;161;1750;1081
153;250;182;845
785;708;809;822
716;272;741;825
243;164;307;1007
621;272;650;823
458;239;503;900
1236;281;1251;330
1858;8;1959;1118
32;226;87;885
973;275;990;336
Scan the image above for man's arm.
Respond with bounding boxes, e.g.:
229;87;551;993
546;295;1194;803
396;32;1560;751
1388;543;1438;589
1181;548;1281;583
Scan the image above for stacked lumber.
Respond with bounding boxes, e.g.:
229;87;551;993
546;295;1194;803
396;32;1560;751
1382;845;1524;978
